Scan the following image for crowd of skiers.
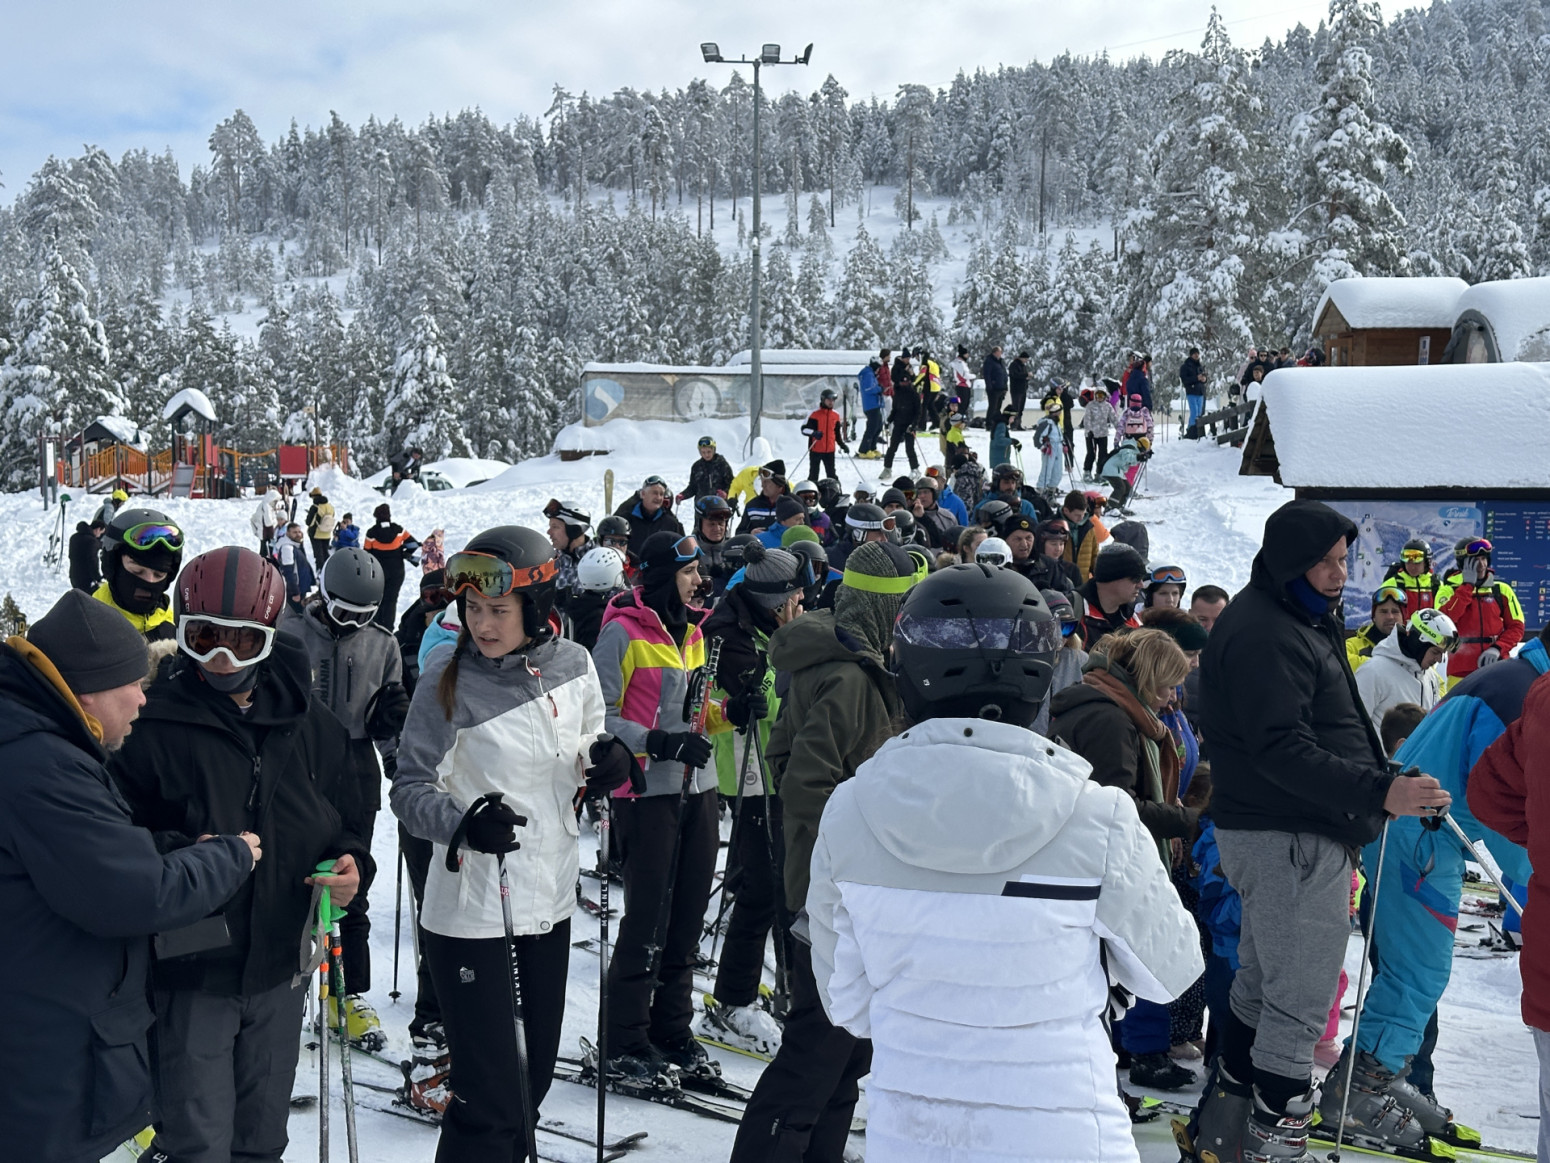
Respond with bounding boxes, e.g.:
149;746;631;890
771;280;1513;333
11;437;1550;1163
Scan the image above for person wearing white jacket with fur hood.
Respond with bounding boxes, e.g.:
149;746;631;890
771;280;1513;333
807;563;1203;1163
1354;608;1458;726
390;525;640;1157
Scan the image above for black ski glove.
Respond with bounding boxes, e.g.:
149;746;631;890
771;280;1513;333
366;682;411;741
586;735;645;797
646;729;713;769
465;799;525;855
725;686;769;732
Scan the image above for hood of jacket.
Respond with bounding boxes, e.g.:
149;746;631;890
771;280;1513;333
1250;499;1358;595
767;607;883;673
0;639;105;757
599;586;707;642
1370;628;1424;674
140;631;313;730
848;717;1095;874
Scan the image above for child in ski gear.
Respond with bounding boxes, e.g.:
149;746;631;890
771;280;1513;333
110;547;368;1163
3;591;257;1163
1383;538;1440;617
1099;436;1149;514
592;530;727;1082
93;507;183;641
1437;537;1525;687
678;436;735;502
1081;385;1116;481
1349;583;1407;671
93;485;129;528
391;524;617;1153
1033;398;1065;496
331;511;360;550
365;503;420;630
304;487;336;568
808;565;1201;1162
1143;564;1187;609
1120;392;1153;442
730;540;920;1163
1061;491;1111;584
1354;607;1457;724
1194;500;1452;1162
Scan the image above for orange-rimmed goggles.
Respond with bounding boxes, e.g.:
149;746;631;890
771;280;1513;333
445;550;558;599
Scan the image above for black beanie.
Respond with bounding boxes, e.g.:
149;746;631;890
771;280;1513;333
774;496;806;522
1093;544;1147;583
27;590;150;695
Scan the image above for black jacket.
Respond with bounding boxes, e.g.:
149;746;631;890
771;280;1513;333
1180;356;1206;394
981;353;1007;395
110;634;373;995
614;493;685;561
1011;553;1075;595
1008;358;1030;399
0;642;250;1162
1200;500;1393;846
1048;680;1196;842
69;522;102;592
1076;577;1139;651
703;587;774;704
683;454;734;501
888;378;920;428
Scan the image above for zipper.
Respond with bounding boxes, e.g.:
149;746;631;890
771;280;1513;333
247;756;261;814
346;656;353;704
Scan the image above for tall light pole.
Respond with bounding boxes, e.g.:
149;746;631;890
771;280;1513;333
701;41;812;452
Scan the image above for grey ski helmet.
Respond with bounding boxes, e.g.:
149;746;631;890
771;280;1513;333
320;547;384;624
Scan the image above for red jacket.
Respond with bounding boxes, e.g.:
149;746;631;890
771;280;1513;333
803;405;843;454
1470;673;1550;1029
1438;577;1525;679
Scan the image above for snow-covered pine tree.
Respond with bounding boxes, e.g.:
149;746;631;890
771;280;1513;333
1461;130;1531;284
832;223;890;350
385;305;470;461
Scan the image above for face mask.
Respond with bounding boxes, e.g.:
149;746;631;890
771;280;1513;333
197;661;262;695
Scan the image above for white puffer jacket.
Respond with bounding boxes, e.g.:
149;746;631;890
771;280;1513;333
808;717;1203;1163
1354;630;1443;726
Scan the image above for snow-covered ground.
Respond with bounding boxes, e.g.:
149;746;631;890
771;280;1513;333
6;409;1536;1161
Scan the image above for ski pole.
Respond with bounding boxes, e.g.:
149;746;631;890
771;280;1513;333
1436;810;1526;918
594;794;612;1163
709;721;758;966
750;733;791;1019
319;867;360;1163
1329;813;1390;1163
390;841;404;1001
318;892;331;1163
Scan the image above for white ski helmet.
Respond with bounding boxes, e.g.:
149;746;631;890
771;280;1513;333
576;546;627;593
976;537;1013;567
1409;607;1460;653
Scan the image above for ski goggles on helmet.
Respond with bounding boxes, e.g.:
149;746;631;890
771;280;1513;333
1400;547;1428;563
1149;565;1187;586
445;550;558;599
640;475;669;492
697;436;716;449
543;498;590;527
1411;609;1460;653
1463;538;1493;557
123;521;185;553
695;495;733;519
324;595;377;628
895;612;1063;655
1060;619;1081;638
665;534;701;564
177;614;277;668
1372;583;1406;608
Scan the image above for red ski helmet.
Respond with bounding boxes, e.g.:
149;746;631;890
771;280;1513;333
176;546;287;626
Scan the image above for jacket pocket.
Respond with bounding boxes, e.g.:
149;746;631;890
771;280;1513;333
88;997;155;1136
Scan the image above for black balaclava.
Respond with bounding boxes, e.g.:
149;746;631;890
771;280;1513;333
639;530;692;642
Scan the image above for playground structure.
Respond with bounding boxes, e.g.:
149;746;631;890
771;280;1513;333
46;387;349;500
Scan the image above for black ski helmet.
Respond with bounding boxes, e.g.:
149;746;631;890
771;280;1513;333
890;509;920;545
320;547;385;612
893;563;1061;726
101;507;184;615
976;499;1013;530
452;525;559;645
845;502;890;543
1401;537;1430;563
597;515;631;550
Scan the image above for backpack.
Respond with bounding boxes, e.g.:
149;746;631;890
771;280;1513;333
952;461;986;509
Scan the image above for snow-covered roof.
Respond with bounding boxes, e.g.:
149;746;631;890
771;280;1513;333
1312;277;1467;333
1452;277;1550;362
724;349;874;367
161;386;218;423
1261;362;1550;489
88;414;150;448
582;361;862;378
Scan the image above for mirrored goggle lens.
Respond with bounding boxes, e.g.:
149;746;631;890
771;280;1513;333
895;613;1063;656
181;618;272;663
1374;586;1405;606
642;476;668;490
1150;567;1186;585
1465;539;1493;556
445;552;516;598
1400;548;1427;562
1061;620;1080;637
124;522;185;552
977;553;1009;566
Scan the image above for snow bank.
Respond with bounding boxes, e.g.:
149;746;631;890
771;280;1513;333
1453;276;1550;361
1313;276;1467;331
1261;362;1550;488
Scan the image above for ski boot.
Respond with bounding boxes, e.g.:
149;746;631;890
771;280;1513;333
1385;1060;1481;1147
696;995;783;1057
1130;1051;1196;1091
1180;1062;1252;1163
1315;1047;1426;1152
1244;1088;1315;1161
322;993;388;1052
603;1043;680;1092
402;1032;452;1116
655;1032;721;1082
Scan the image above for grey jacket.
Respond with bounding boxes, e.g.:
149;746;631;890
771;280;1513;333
278;600;403;742
1034;642;1090;737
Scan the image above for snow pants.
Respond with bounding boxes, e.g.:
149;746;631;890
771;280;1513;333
881;425;918;473
714;794;780;1008
730;940;870;1163
399;820;443;1038
607;789;719;1053
424;924;568;1162
1216;829;1352;1086
309;537;330;569
859;409;883;455
1037;448;1064;492
1084;433;1110;475
808;451;837;482
148;978;306;1163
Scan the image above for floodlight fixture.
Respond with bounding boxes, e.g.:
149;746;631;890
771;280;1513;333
701;42;722;63
761;43;781;63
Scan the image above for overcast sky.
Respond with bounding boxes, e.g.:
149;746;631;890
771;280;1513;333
2;0;1335;198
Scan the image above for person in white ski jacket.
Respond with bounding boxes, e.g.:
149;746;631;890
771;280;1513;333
807;563;1203;1163
1354;608;1457;725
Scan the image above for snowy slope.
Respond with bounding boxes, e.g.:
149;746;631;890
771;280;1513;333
1;411;1535;1161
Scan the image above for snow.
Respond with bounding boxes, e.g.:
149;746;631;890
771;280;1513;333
1261;362;1550;489
160;385;218;424
1313;275;1467;331
1;409;1537;1161
90;414;150;448
359;456;513;491
1453;276;1550;362
725;348;874;366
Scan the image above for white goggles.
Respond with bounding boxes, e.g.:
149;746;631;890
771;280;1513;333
176;614;278;669
325;596;378;628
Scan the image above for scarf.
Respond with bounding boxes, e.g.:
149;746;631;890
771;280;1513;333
1081;668;1181;806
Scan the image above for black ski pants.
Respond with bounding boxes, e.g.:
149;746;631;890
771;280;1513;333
424;924;568;1163
858;409;883;454
607;789;719;1053
400;821;443;1037
729;939;870;1163
1084;432;1109;474
713;794;779;1008
984;390;1005;427
148;978;307;1163
807;451;836;482
309;537;330;570
881;424;918;473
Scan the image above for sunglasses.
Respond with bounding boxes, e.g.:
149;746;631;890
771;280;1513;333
445;550;558;599
124;522;185;553
1400;548;1428;562
178;615;276;668
1149;566;1186;585
600;535;631;550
